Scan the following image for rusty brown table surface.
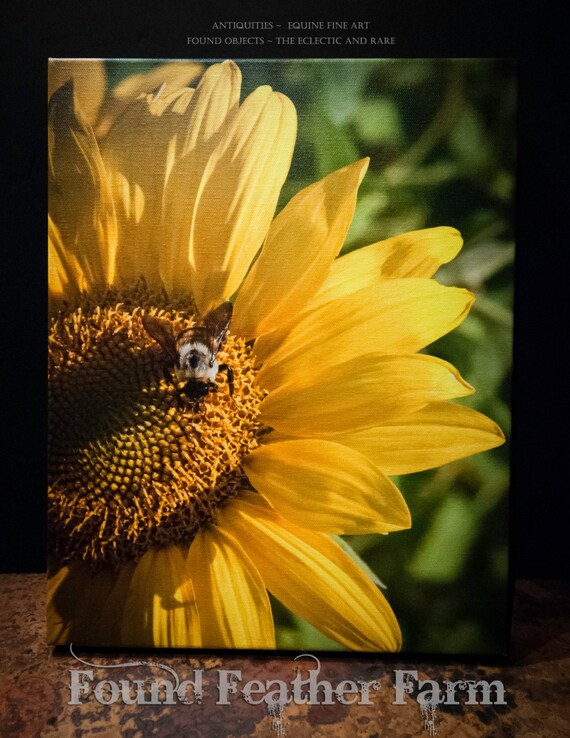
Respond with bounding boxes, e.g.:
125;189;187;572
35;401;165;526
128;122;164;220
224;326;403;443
0;576;569;737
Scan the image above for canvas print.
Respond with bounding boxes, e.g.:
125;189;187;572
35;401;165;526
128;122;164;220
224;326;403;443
48;59;514;654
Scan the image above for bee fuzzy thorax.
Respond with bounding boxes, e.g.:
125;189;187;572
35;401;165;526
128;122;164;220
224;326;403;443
177;341;218;381
141;301;234;400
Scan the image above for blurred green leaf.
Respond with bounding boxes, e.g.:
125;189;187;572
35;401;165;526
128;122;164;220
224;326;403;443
407;456;508;585
408;496;479;583
276;617;343;651
310;103;360;177
320;60;372;126
492;546;509;580
355;97;404;146
449;104;493;172
438;241;515;290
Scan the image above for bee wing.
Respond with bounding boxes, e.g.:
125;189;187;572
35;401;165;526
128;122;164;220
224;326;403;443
203;301;233;353
141;314;178;364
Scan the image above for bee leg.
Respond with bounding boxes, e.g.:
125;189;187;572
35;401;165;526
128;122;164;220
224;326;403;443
176;388;192;408
208;382;218;393
218;364;234;397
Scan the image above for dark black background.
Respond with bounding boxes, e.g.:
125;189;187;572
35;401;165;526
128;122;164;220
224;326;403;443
1;0;567;580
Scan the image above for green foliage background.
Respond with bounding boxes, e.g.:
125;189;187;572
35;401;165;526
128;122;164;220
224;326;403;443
107;59;515;654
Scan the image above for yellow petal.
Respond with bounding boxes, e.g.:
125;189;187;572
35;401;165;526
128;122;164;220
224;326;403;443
145;87;196;117
101;96;180;288
96;61;203;137
47;562;122;646
113;61;202;101
48;59;106;126
312;227;463;308
48;238;68;300
256;278;474;390
233;159;369;340
47;564;74;644
178;60;241;156
187;526;275;649
260;353;473;437
163;85;297;313
219;492;401;651
98;62;240;291
243;440;410;534
120;545;201;648
49;81;117;291
333;401;506;474
48;215;87;302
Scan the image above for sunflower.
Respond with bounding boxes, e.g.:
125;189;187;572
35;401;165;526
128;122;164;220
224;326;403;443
47;60;505;651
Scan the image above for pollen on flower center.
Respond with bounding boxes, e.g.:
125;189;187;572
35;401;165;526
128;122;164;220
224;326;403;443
48;294;265;568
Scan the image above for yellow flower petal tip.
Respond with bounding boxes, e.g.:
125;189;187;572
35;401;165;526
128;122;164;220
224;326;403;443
244;439;411;535
233;156;369;340
48;59;106;126
218;493;402;652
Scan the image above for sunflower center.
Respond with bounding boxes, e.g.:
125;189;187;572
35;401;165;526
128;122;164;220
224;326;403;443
48;294;265;568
